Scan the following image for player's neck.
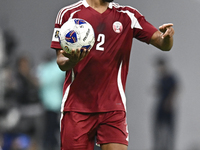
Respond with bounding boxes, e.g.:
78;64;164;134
86;0;109;14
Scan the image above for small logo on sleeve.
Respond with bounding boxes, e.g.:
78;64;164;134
52;28;60;42
55;30;60;38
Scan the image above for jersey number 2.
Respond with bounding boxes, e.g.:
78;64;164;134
96;34;105;51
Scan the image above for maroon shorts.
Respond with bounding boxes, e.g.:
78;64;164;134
60;110;129;150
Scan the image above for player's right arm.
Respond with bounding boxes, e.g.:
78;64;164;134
56;49;89;71
150;23;174;51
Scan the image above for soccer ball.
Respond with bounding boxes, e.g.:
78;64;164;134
58;18;95;53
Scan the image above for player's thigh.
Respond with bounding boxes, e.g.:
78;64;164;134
97;111;129;146
101;143;127;150
60;112;96;150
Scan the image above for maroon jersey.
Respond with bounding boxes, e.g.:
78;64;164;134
51;0;157;113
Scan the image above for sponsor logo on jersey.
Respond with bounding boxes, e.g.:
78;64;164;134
113;21;123;33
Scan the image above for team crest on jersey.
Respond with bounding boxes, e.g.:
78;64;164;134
113;21;123;33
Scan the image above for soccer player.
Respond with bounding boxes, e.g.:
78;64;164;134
50;0;174;150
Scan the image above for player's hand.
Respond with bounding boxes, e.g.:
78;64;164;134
159;23;174;39
61;48;90;64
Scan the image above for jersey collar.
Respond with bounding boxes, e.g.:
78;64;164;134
82;0;114;9
83;0;90;7
108;2;114;9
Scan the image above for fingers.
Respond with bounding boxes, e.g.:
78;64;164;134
162;26;174;39
75;48;90;61
159;23;173;31
81;49;90;59
61;48;90;63
159;23;174;39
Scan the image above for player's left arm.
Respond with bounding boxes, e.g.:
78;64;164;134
150;23;174;51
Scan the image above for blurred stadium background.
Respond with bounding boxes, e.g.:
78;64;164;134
0;0;200;150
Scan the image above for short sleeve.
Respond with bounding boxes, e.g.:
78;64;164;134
132;10;158;44
50;8;70;50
